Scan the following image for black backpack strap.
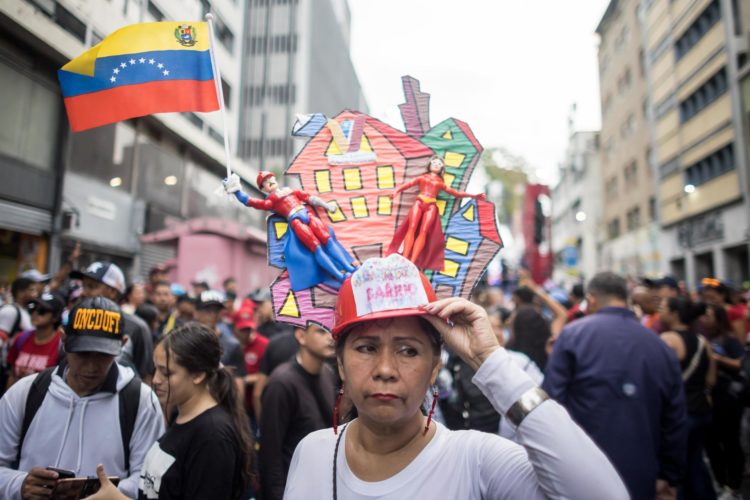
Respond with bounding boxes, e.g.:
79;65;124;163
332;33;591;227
118;375;142;472
10;304;23;337
16;368;55;466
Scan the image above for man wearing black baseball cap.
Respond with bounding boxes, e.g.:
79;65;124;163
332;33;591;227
70;262;154;381
0;296;164;498
5;292;65;388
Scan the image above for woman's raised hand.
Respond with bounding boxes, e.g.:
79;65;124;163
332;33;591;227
423;298;499;371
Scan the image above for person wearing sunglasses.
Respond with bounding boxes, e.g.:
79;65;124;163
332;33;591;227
5;292;65;389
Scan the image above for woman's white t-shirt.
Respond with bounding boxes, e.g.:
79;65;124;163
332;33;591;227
284;348;628;500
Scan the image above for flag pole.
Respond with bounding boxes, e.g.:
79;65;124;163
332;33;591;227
205;13;232;179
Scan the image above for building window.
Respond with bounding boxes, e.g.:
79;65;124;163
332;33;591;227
626;206;641;231
183;112;203;129
605;176;619;198
246;84;296;107
444;151;465;168
249;34;298;54
377;195;392;215
679;67;727;122
350;196;368;218
675;0;721;60
326;200;346;223
376;166;395;189
649;196;657;221
314;169;332;193
684;144;735;187
0;58;61;172
342;168;362;190
54;3;87;42
147;0;165;21
221;78;232;110
213;13;234;54
608;218;621;239
624;160;638;185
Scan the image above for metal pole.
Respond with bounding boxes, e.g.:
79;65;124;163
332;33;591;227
205;13;233;179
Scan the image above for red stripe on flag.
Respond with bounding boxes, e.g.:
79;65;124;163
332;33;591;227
63;79;219;132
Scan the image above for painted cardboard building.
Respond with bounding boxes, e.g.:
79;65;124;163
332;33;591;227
266;77;502;329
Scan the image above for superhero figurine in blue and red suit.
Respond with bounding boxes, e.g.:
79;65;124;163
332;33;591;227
224;172;356;291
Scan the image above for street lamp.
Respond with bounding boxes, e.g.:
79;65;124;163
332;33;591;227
684;184;695;193
575;211;587;222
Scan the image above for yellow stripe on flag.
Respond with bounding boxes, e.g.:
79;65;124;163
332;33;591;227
62;22;211;76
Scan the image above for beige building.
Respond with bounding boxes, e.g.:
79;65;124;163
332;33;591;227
643;0;749;287
596;0;662;278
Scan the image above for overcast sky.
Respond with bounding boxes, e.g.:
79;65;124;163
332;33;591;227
348;0;611;184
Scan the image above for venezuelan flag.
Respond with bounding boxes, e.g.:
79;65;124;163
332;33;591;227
58;22;219;132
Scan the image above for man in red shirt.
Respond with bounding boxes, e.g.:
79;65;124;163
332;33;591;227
234;307;269;423
5;292;65;388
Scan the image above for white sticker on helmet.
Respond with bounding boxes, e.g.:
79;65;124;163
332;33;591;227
351;254;428;318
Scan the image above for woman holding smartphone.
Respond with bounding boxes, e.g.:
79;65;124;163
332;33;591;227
90;322;255;499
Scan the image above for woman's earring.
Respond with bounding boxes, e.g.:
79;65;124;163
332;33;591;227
424;386;439;436
333;387;344;435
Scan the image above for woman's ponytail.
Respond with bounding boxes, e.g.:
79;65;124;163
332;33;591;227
209;366;255;493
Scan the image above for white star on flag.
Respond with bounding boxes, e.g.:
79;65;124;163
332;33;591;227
163;69;169;76
113;68;119;74
149;59;155;64
120;62;127;68
157;63;164;69
129;59;136;65
110;76;116;83
139;58;146;63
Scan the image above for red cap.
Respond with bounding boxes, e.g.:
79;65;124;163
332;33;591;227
332;254;437;340
256;171;275;190
233;308;256;330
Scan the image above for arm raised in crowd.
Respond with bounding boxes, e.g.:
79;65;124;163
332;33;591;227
518;271;568;338
425;298;628;499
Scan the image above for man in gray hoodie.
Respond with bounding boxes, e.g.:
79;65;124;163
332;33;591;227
0;296;164;499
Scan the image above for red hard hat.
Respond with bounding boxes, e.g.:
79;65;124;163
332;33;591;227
256;171;275;189
332;255;437;340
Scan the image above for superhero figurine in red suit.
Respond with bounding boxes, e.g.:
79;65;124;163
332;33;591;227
387;155;485;269
224;172;356;289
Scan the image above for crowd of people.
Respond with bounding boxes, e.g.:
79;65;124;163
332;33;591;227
0;252;748;499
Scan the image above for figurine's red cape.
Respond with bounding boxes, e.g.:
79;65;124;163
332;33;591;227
387;215;444;271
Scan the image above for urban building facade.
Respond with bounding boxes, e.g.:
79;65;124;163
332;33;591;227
239;0;367;172
551;131;602;288
596;0;662;279
0;0;267;290
642;0;750;287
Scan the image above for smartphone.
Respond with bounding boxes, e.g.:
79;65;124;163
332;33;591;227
52;476;120;499
46;467;75;479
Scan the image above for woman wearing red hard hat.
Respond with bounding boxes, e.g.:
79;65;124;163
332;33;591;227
284;254;627;499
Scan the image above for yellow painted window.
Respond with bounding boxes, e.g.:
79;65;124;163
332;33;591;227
376;166;395;189
326;201;346;223
314;170;332;193
440;259;460;278
442;129;453;140
436;199;447;215
445;236;469;255
343;168;362;190
377;195;392;215
444;151;466;167
273;222;289;240
326;138;342;156
443;172;456;187
350;196;369;218
462;204;475;221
